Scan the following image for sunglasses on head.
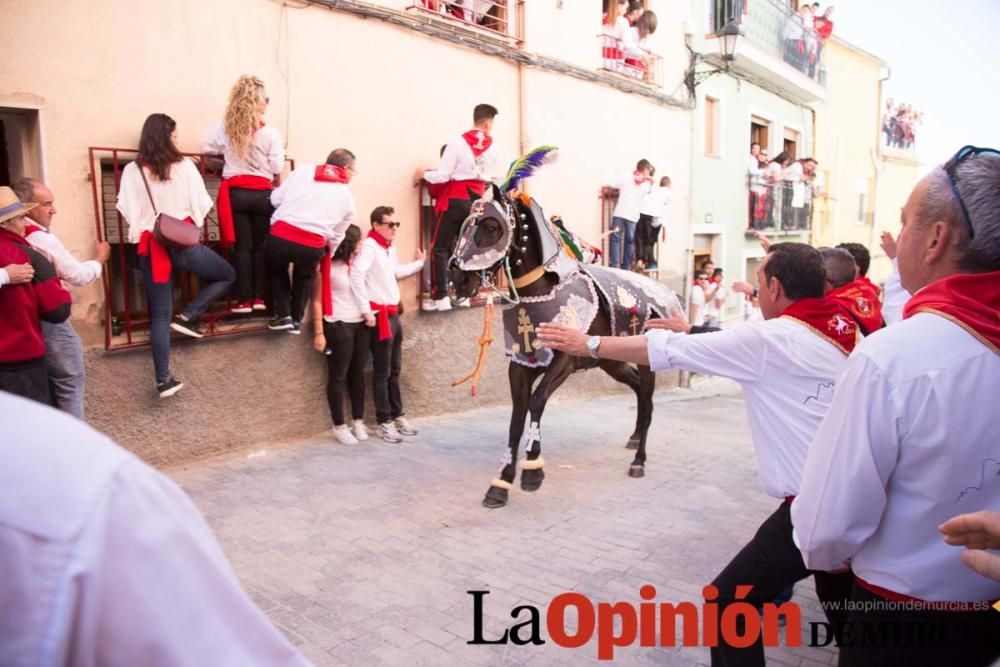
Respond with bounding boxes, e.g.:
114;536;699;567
380;221;401;229
943;145;1000;240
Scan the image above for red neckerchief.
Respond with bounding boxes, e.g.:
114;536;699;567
903;271;1000;354
314;164;349;183
368;229;392;250
462;130;492;157
633;171;653;186
24;222;45;236
780;297;858;355
826;279;884;335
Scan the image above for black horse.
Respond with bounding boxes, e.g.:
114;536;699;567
451;183;682;508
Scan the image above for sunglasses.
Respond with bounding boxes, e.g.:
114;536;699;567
380;221;401;229
943;145;1000;240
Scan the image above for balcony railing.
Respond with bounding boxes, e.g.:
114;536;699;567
599;34;664;88
747;177;814;234
411;0;510;37
709;0;826;84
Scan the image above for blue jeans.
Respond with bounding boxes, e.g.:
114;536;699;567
608;216;636;269
42;319;86;420
139;244;235;383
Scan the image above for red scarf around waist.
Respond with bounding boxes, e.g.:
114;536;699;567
826;279;884;335
137;218;196;284
216;175;272;247
780;296;858;355
903;270;1000;354
856;577;998;612
369;302;399;341
271;220;333;317
435;180;486;216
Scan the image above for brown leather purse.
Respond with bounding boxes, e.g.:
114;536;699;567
136;160;201;250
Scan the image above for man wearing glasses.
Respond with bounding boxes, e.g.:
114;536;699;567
793;146;1000;665
350;206;425;443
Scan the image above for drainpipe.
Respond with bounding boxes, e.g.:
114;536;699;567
517;0;527;157
869;66;892;274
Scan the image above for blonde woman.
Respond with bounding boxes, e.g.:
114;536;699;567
204;75;285;314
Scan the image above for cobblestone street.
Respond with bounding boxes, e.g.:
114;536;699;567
171;378;838;666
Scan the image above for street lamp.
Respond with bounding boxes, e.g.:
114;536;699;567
684;20;743;100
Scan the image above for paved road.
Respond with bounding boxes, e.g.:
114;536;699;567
171;378;838;666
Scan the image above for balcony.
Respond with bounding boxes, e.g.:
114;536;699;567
599;34;664;88
705;0;827;105
747;177;814;235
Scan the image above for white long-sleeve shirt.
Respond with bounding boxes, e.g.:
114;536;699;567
324;259;366;324
612;173;653;223
270;165;355;255
116;159;214;244
422;132;498;185
25;223;102;287
350;236;423;311
881;258;911;325
793;314;1000;601
640;186;671;225
0;267;10;287
614;16;646;59
0;392;309;667
203;121;285;180
645;318;847;498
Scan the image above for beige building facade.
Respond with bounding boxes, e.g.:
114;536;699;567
1;0;693;463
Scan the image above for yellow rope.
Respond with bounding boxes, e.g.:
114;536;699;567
451;298;496;396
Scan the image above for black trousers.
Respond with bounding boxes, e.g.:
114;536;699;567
0;358;52;407
836;583;1000;667
710;500;855;667
323;320;370;426
370;314;403;424
229;187;274;302
635;214;658;265
266;236;325;321
431;196;473;300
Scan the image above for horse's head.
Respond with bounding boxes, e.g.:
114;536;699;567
450;183;516;297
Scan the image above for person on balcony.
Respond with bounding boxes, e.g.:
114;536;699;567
419;103;498;311
116;114;235;399
748;143;769;230
608;159;654;270
765;151;792;230
349;206;425;444
0;187;72;405
204;75;285;316
266;149;357;335
14;177;109;420
782;8;806;71
601;0;628;72
310;224;373;446
616;1;646;76
625;10;657;81
813;5;834;70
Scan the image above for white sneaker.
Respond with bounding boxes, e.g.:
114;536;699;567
421;297;438;311
394;416;418;436
452;297;471;308
332;424;359;445
377;421;404;443
433;297;452;312
352;419;369;442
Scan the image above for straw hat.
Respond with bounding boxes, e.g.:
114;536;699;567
0;186;37;225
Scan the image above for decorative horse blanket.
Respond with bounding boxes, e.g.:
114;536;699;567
502;266;682;368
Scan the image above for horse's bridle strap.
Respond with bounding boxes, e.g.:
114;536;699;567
512;265;546;289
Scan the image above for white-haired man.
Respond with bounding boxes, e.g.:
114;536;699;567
793;146;1000;665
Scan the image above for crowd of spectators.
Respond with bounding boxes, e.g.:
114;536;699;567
747;143;817;232
782;3;834;80
418;0;506;31
601;0;659;82
882;98;922;150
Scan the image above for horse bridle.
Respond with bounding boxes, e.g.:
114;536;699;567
452;192;527;306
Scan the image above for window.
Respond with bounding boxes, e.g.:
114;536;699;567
750;117;770;153
413;1;510;36
0;107;42;186
783;127;799;159
705;97;720;157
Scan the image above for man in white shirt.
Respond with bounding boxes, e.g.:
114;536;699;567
608;158;654;269
0;391;309;667
350;206;425;443
792;148;1000;665
539;243;857;666
703;267;726;328
636;175;671;270
420;103;498;311
267;148;356;333
14;178;109;420
688;269;708;326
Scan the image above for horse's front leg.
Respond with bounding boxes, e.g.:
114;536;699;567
628;364;656;478
483;362;540;508
520;353;577;492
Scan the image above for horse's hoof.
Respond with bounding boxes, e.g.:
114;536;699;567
628;464;645;478
483;485;509;508
521;468;545;492
626;438;640;450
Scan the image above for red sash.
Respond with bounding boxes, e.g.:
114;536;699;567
24;222;45;237
856;577;998;613
827;280;884;335
369;302;399;341
780;297;858;355
271;220;333;317
436;179;486;215
216;175;272;247
137;217;196;284
903;270;1000;354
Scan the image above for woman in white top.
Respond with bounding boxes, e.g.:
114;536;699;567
203;76;284;314
310;225;374;445
116;113;235;398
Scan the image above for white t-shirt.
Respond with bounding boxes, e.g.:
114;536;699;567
324;259;367;324
116;159;214;244
704;282;726;321
640;186;671;226
612;174;653;223
689;284;706;326
203;121;285;180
